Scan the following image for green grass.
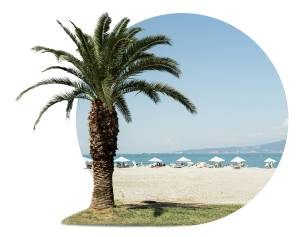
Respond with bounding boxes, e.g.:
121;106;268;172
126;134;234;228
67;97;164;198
62;201;243;226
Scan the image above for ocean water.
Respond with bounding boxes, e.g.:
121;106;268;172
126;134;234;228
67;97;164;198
82;153;283;168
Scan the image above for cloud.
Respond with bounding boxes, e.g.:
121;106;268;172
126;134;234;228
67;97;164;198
270;118;288;137
283;118;288;127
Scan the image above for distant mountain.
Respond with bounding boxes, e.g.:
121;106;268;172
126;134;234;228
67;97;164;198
175;140;286;154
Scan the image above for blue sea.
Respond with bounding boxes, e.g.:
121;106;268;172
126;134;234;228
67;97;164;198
82;153;283;168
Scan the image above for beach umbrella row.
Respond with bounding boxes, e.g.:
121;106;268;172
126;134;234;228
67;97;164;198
86;156;277;167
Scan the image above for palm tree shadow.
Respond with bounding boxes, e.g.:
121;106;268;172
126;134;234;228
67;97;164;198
153;208;165;217
118;201;214;211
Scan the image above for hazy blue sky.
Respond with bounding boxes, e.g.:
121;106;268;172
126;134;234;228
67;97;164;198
76;13;288;155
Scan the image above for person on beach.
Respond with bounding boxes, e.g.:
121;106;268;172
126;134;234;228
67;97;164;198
86;161;92;168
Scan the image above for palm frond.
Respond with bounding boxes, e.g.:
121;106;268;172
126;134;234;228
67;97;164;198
114;95;131;123
56;20;108;102
101;74;115;110
64;20;116;104
114;80;197;115
114;79;161;104
94;13;111;50
42;66;95;90
118;35;173;70
111;27;145;69
56;20;80;47
31;46;85;71
69;21;103;91
95;34;134;107
108;36;133;70
16;77;97;101
33;90;92;130
114;56;182;91
65;89;91;119
110;17;130;37
125;27;144;39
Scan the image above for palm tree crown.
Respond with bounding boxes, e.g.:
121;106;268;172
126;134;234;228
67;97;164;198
16;13;197;129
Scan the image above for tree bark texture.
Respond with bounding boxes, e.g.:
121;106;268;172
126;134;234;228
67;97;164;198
88;101;119;210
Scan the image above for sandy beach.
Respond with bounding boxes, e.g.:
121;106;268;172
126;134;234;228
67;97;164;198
112;166;276;204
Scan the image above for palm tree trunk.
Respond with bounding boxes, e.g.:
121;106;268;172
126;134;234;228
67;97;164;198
88;101;119;210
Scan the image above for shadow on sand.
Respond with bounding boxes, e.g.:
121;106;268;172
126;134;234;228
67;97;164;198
118;201;213;210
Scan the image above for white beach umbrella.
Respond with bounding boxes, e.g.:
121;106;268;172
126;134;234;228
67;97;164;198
230;157;246;163
265;158;276;167
209;156;225;162
177;157;191;168
148;158;162;168
115;156;130;168
264;158;277;163
115;157;130;162
149;157;162;162
177;157;191;162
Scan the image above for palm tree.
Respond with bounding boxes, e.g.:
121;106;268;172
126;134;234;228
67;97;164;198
16;13;197;210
